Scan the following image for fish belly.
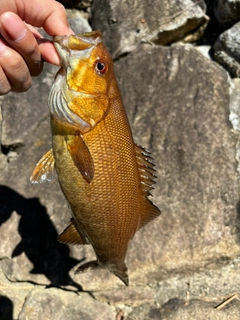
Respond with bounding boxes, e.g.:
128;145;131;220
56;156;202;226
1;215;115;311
52;114;141;267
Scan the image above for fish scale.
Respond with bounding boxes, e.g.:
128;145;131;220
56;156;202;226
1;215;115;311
31;31;160;285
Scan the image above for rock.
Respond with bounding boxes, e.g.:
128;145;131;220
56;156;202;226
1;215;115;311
214;0;240;26
214;21;240;77
153;256;240;305
92;286;155;306
195;45;211;59
229;78;240;180
91;0;208;56
0;265;34;320
66;9;91;34
229;78;240;131
112;42;239;287
59;0;92;10
18;287;116;320
127;299;240;320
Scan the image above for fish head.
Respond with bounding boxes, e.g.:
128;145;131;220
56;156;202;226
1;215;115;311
54;31;113;94
50;31;117;132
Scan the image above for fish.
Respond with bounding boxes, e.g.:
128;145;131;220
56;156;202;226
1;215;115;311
30;31;160;286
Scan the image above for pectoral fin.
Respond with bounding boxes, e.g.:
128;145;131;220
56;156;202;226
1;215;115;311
30;149;56;184
58;219;89;245
66;135;94;182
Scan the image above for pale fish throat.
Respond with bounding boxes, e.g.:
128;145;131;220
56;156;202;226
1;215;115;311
48;69;91;133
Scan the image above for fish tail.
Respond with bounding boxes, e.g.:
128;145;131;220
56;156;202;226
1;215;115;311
75;260;99;274
111;263;129;286
75;260;129;285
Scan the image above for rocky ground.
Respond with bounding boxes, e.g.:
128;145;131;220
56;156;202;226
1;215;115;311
1;0;240;319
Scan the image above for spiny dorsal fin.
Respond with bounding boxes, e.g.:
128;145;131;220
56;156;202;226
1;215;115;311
135;144;161;229
135;144;157;196
66;134;94;183
58;219;89;245
30;149;56;184
138;198;161;230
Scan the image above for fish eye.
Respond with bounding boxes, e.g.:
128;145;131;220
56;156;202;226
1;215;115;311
95;61;108;74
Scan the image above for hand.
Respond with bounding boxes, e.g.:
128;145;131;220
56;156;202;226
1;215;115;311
0;0;72;95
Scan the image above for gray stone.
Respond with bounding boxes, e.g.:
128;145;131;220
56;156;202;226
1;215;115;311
214;0;240;26
153;256;240;306
229;78;240;131
127;299;240;320
91;0;208;56
229;79;240;179
66;9;91;34
59;0;92;10
18;287;116;320
112;42;239;286
214;21;240;77
195;45;211;59
0;265;34;320
92;286;155;306
159;299;240;320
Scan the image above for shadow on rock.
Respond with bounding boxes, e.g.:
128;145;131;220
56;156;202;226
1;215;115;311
0;295;13;320
0;185;82;290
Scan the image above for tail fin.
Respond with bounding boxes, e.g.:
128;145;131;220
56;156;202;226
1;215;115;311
75;260;129;286
75;260;99;274
111;263;129;286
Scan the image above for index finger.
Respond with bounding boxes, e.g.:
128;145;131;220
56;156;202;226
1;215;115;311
0;0;72;36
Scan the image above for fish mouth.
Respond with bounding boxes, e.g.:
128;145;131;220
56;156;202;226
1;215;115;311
53;31;103;70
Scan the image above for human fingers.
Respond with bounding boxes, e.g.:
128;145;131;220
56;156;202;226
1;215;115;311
25;24;62;65
0;0;72;36
0;38;32;94
0;12;43;77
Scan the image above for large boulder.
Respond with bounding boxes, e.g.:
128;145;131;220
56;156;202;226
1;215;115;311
91;0;208;56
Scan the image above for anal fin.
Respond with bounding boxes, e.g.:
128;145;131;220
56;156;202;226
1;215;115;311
58;219;89;245
30;149;56;184
66;135;94;183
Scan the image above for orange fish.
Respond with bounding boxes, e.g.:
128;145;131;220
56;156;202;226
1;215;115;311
31;31;160;286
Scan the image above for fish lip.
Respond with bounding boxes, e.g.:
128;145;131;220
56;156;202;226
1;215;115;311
53;31;103;70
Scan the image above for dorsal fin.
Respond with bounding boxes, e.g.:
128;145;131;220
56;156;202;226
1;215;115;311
30;149;56;184
135;144;161;229
138;198;160;230
58;219;89;245
135;144;157;196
